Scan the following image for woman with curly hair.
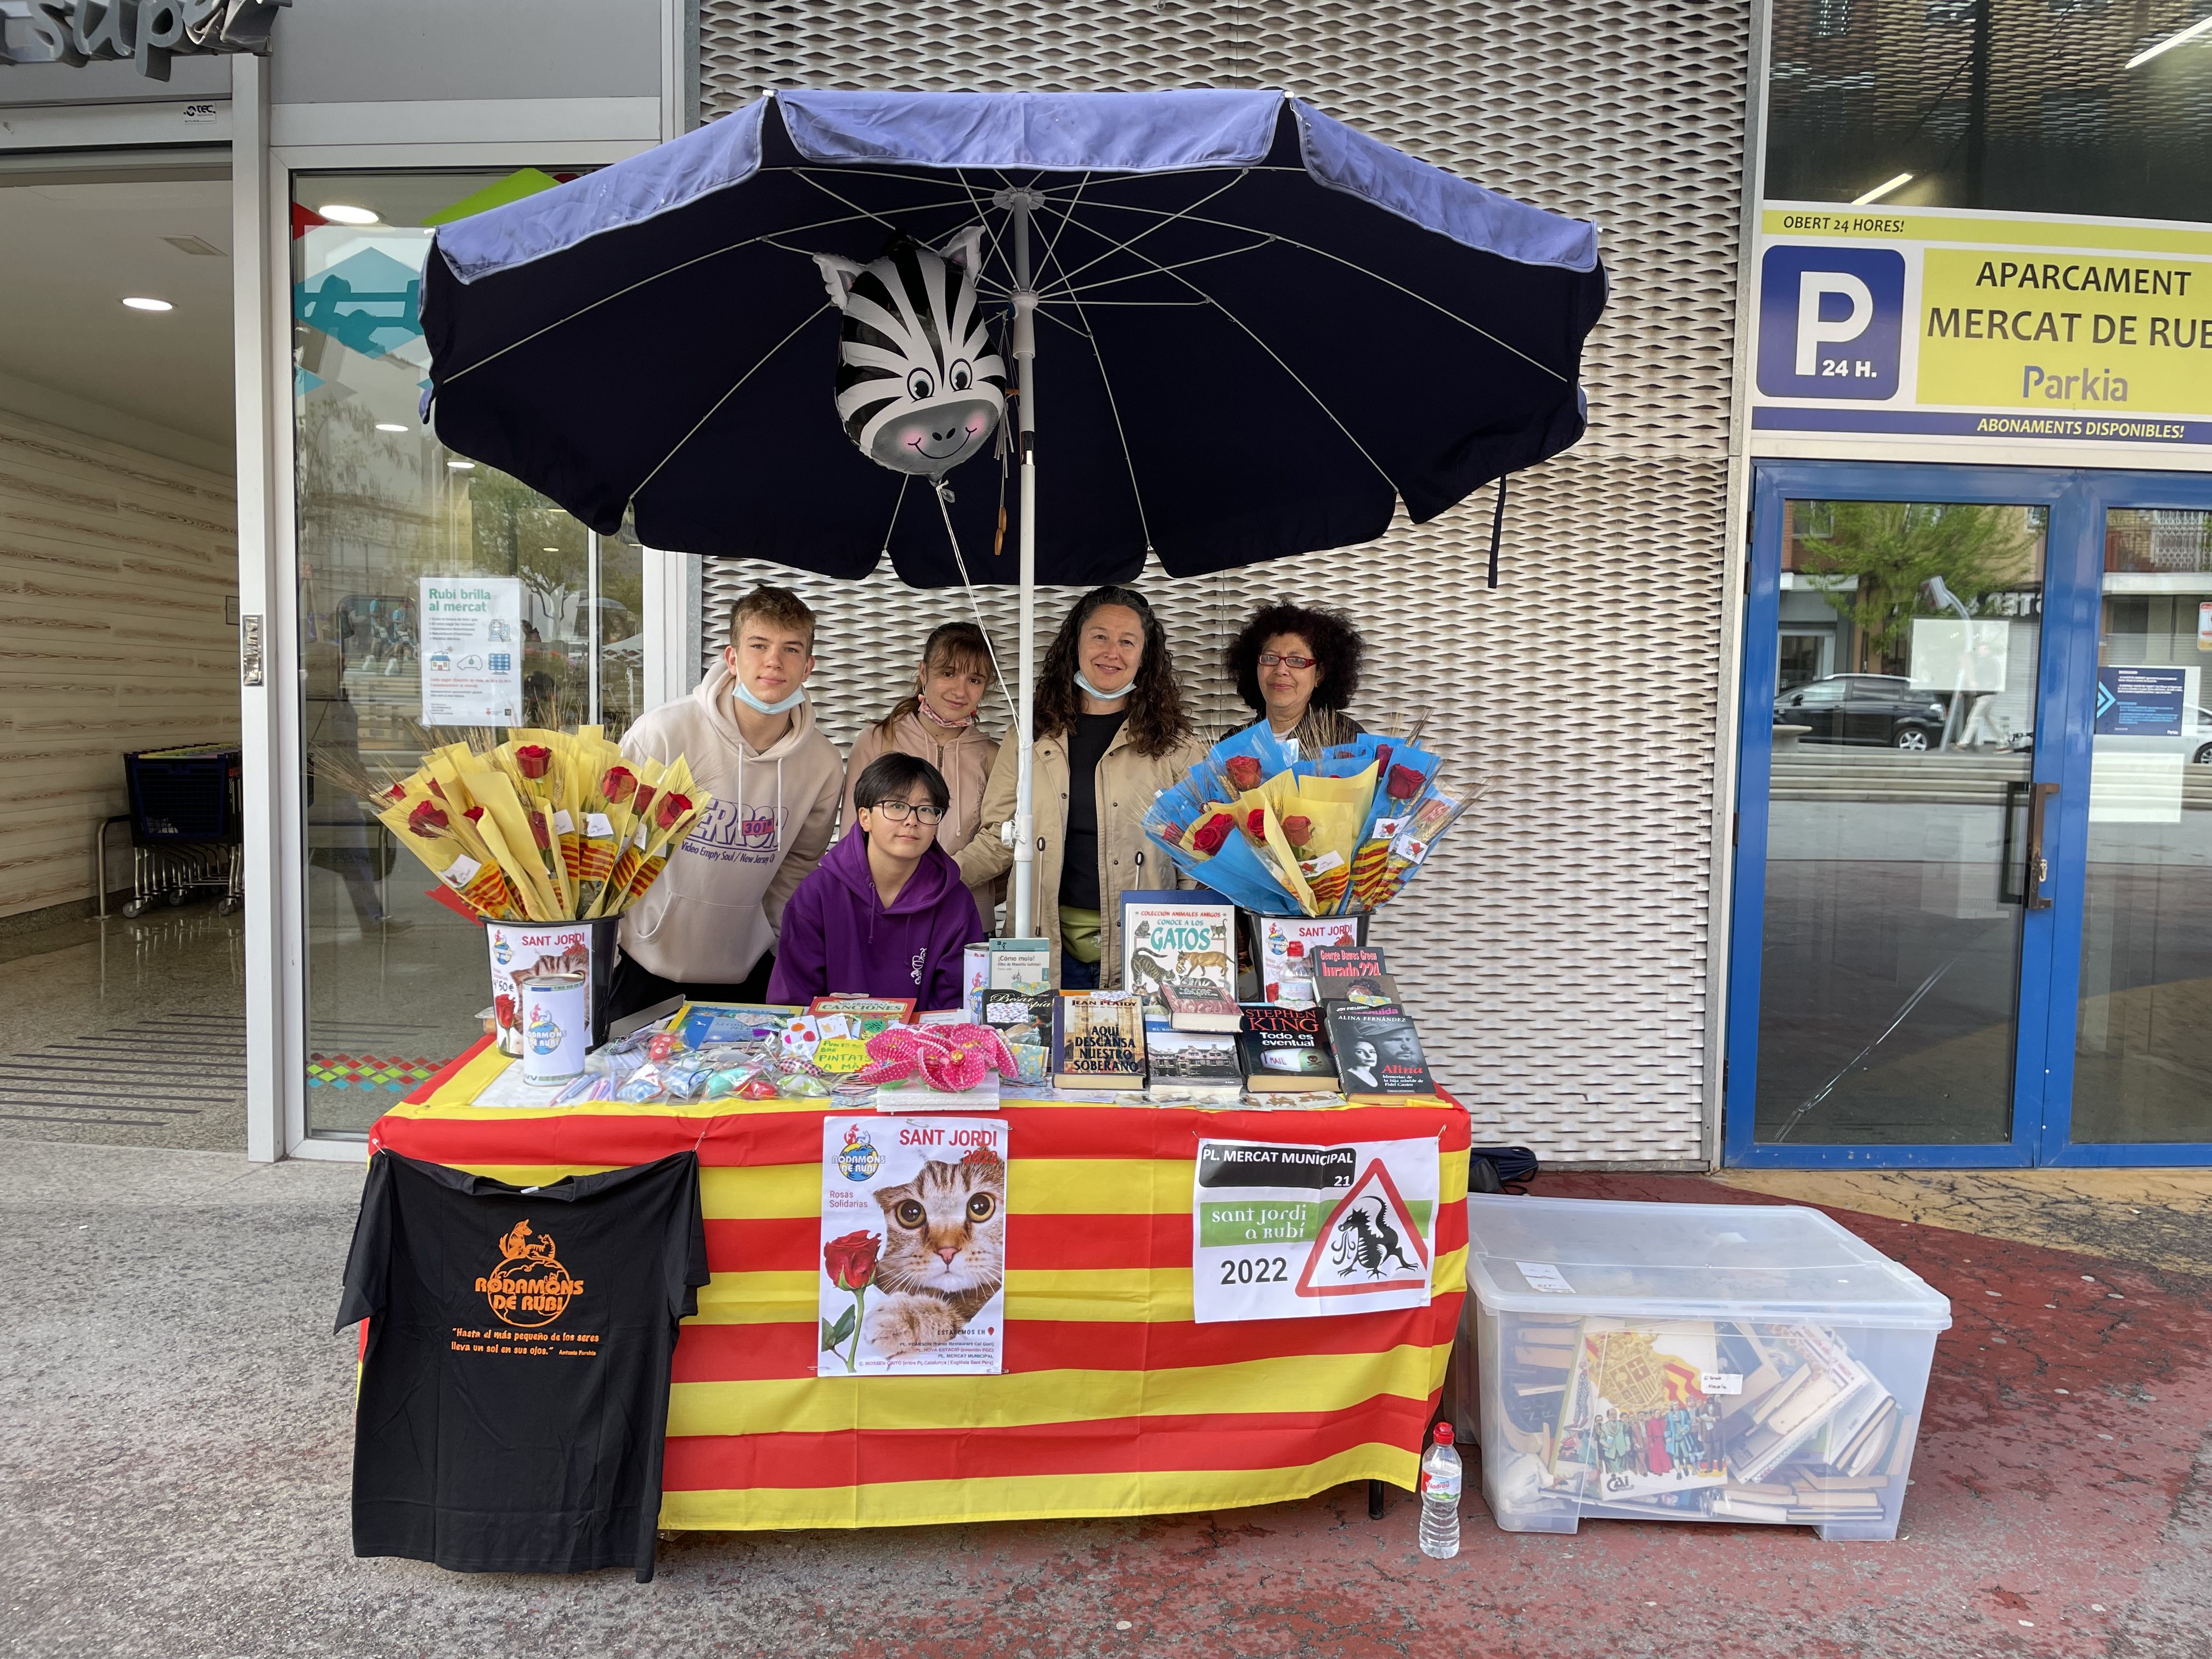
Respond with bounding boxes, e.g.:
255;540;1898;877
1224;602;1367;751
957;585;1206;988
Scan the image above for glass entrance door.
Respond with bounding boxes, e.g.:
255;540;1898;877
2042;493;2212;1161
1730;464;2212;1167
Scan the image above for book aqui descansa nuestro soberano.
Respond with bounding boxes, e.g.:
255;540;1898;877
1051;992;1147;1091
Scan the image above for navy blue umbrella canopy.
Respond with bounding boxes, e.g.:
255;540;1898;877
422;88;1606;589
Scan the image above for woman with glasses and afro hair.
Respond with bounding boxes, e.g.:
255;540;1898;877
1224;602;1367;752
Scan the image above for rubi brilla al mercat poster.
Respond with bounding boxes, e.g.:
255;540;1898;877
1192;1137;1440;1324
819;1116;1007;1375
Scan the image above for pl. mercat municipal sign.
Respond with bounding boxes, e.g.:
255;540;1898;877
0;0;287;82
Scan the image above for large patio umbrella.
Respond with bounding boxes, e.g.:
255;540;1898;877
421;88;1606;935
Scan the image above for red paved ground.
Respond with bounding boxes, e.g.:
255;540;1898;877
684;1173;2212;1658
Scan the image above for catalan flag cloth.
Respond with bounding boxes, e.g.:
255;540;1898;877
371;1038;1470;1531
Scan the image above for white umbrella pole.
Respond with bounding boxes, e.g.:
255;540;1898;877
1005;189;1043;941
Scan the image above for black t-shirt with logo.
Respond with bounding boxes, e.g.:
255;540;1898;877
336;1149;708;1582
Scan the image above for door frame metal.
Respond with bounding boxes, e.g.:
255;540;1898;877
1725;459;2079;1169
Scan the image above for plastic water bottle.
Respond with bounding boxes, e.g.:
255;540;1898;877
1418;1421;1462;1559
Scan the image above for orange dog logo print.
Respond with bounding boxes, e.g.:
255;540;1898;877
476;1218;584;1328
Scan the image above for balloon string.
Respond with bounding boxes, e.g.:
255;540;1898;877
935;480;1023;731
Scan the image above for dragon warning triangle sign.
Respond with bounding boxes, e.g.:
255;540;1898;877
1295;1157;1432;1299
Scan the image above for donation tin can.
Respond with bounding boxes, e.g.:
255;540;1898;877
518;971;589;1086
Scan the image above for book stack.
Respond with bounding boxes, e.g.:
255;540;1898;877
1488;1311;1917;1532
1311;944;1435;1101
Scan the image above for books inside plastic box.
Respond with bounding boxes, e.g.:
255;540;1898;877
1462;1195;1953;1541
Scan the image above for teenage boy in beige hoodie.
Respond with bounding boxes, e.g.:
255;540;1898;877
606;584;845;1021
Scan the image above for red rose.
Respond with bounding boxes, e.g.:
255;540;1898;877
515;744;552;780
1373;745;1393;779
1282;815;1313;847
494;993;515;1029
1244;808;1267;841
1190;812;1234;855
1159;821;1186;847
822;1229;881;1291
407;801;449;837
1225;755;1265;792
633;784;657;818
1386;764;1423;802
656;791;693;831
600;766;637;804
1265;980;1282;1001
427;779;445;799
463;806;484;823
529;814;551;849
384;782;407;803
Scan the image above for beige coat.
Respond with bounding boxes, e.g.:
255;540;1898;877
840;709;1003;921
956;723;1206;988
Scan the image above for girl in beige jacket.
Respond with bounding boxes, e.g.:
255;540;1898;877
956;586;1206;989
842;622;1004;925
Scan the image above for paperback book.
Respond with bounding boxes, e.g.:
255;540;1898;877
1142;1015;1244;1104
1324;1002;1434;1098
1051;991;1147;1091
1311;944;1399;1007
1248;913;1367;1006
1163;982;1243;1033
1236;1001;1338;1092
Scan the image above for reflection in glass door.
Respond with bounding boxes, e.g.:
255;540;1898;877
2068;508;2212;1145
1750;494;2049;1149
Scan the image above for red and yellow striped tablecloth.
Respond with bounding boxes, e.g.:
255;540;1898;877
371;1039;1469;1531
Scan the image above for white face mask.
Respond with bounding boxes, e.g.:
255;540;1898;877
733;679;807;716
1074;671;1133;703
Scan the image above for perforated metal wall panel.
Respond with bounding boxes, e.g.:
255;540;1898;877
695;2;1749;1164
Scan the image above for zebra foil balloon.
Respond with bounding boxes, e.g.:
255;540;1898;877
815;228;1006;478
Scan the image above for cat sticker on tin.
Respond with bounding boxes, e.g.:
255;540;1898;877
819;1116;1007;1375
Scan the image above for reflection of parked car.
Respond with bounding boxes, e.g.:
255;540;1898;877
2005;708;2212;765
1774;674;1952;751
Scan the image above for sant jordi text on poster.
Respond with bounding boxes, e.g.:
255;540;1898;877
1192;1137;1439;1324
819;1116;1006;1375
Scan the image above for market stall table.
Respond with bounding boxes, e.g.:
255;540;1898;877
371;1039;1470;1531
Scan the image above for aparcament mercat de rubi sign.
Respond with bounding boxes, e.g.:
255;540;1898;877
0;0;287;82
1753;202;2212;450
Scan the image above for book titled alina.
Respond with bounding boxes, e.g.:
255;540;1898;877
1324;1002;1434;1099
1051;991;1147;1091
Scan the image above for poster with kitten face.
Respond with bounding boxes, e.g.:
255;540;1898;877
819;1116;1007;1376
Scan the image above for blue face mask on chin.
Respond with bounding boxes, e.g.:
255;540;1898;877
733;679;807;716
1074;671;1133;703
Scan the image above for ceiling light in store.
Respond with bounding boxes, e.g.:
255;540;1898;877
2126;13;2212;67
317;204;381;225
541;546;559;552
121;296;173;312
1850;173;1913;206
447;460;476;470
375;422;408;433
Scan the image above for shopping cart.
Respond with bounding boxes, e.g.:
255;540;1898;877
120;744;244;917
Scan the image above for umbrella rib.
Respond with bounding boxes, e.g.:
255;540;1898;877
438;210;893;385
1029;199;1155;555
1036;238;1278;298
1036;171;1253;292
1093;239;1406;500
628;302;832;500
1065;200;1575;385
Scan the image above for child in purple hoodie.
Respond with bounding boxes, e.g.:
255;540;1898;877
768;753;984;1011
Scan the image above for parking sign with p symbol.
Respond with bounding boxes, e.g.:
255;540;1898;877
1756;245;1905;400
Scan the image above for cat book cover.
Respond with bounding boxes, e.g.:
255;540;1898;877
1325;1003;1434;1099
1312;944;1398;1007
1120;893;1237;1015
1238;1001;1338;1091
1248;914;1367;1006
819;1116;1007;1376
1051;992;1147;1090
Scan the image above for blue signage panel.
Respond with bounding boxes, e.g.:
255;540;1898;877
2094;665;2186;736
1755;245;1906;402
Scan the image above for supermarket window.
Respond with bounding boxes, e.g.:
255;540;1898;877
1765;0;2212;222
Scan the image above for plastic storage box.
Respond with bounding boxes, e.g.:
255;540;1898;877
1464;1193;1952;1541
